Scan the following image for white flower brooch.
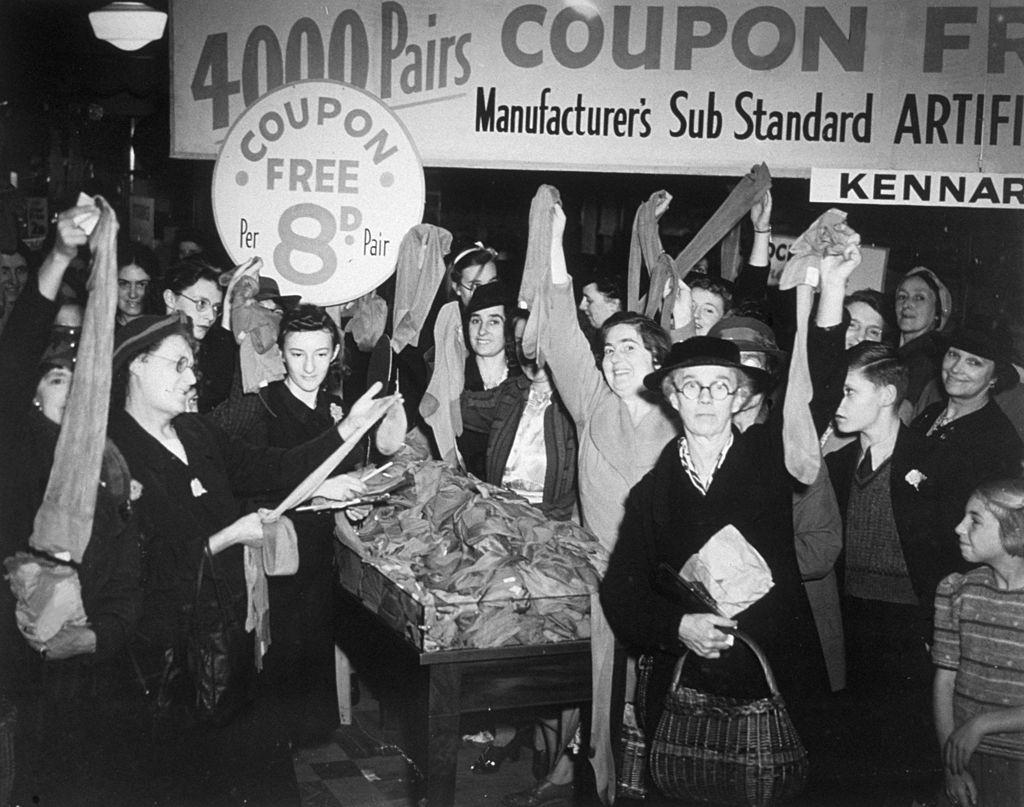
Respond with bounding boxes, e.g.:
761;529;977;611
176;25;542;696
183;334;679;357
905;469;927;490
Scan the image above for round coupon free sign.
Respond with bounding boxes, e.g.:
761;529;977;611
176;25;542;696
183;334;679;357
212;79;424;306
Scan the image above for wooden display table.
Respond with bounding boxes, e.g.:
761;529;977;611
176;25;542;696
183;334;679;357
336;591;593;807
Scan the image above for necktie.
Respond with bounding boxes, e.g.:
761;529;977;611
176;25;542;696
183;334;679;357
856;448;873;481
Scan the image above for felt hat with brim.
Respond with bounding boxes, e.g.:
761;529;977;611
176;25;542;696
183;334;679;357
707;316;786;359
464;281;509;316
942;327;1018;393
113;313;190;371
255;277;301;309
643;336;773;393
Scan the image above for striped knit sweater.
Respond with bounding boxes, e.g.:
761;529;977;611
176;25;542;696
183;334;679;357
933;567;1024;759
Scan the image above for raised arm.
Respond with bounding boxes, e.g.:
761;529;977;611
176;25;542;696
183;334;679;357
537;204;607;425
0;206;91;427
815;242;862;329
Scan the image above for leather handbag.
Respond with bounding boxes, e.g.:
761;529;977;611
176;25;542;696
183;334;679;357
649;630;809;807
185;547;253;726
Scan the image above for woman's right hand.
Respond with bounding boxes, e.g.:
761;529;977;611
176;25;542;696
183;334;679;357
944;769;977;807
677;613;737;658
53;206;93;260
207;512;266;554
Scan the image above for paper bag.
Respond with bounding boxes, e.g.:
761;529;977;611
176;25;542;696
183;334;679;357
680;525;773;618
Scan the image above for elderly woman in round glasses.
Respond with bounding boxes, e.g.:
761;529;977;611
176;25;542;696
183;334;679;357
600;336;825;794
107;312;397;804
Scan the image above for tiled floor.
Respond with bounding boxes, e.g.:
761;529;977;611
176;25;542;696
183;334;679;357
294;686;947;807
293;695;553;807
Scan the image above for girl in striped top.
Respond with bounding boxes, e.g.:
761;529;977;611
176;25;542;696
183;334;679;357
933;478;1024;807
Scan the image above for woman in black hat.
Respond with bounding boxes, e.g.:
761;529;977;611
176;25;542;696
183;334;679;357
458;282;520;478
600;336;825;800
909;327;1022;494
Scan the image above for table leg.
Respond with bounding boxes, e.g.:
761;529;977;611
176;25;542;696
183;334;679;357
423;662;462;807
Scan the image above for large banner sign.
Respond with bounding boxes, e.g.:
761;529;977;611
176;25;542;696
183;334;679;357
211;80;424;305
172;1;1023;178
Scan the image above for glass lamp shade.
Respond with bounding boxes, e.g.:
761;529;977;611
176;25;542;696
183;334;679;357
88;2;167;51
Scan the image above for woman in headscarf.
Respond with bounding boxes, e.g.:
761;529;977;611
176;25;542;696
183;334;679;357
895;266;952;408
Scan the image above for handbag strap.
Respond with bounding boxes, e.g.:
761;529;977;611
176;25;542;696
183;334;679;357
670;629;782;698
193;542;240;630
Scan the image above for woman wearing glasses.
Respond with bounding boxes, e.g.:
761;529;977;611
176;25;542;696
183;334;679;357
107;312;398;805
450;242;499;307
600;336;825;803
162;257;233;411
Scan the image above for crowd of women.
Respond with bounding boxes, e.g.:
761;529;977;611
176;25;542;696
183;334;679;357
2;187;1023;807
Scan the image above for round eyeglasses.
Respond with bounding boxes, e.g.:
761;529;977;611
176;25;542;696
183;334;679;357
458;279;494;295
148;353;196;374
669;380;737;401
177;293;222;316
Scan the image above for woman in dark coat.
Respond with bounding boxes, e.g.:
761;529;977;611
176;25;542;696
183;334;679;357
1;203;143;805
108;312;399;805
601;337;825;795
222;303;405;744
461;310;577;522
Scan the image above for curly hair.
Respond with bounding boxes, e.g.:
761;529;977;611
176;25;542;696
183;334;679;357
163;257;221;296
597;311;671;366
278;303;346;388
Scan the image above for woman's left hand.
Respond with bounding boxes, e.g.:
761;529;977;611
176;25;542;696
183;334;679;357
750;190;772;231
27;624;97;660
339;382;402;441
677;613;737;658
343;503;372;522
944;716;985;775
374;395;407;455
315;473;368;503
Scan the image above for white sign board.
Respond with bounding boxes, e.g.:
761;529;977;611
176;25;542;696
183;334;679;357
212;80;424;306
173;0;1024;181
810;168;1024;209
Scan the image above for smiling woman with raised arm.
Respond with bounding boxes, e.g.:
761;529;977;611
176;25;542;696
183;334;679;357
502;203;676;807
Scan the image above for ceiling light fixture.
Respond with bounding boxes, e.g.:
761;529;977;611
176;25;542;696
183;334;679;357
89;1;167;52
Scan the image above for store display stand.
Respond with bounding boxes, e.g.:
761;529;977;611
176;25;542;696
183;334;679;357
337;590;592;807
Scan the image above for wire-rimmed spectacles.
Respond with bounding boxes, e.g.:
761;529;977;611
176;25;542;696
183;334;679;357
668;379;737;401
148;353;196;374
178;293;222;316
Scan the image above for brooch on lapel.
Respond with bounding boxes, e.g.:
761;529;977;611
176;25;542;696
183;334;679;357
330;403;344;424
904;469;927;490
190;478;208;498
129;480;144;501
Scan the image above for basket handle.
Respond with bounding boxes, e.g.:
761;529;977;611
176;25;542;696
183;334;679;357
670;628;781;698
